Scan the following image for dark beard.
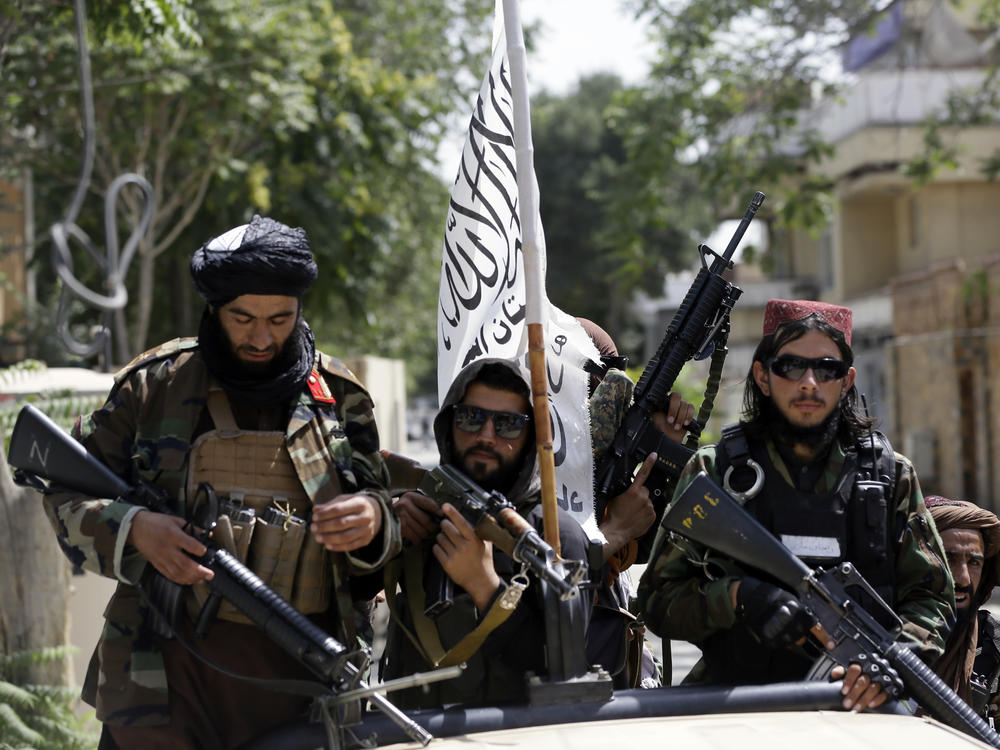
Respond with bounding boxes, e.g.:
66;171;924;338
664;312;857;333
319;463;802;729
198;308;315;408
764;396;842;455
450;443;524;495
955;585;977;626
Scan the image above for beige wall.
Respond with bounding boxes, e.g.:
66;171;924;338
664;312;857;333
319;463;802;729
890;259;999;508
906;183;1000;274
838;194;899;299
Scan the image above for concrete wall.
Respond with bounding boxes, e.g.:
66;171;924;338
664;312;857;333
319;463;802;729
890;259;999;509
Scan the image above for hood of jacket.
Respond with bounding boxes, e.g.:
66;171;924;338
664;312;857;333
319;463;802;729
432;357;540;506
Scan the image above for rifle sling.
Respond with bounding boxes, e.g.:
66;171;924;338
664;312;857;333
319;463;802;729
687;336;728;450
384;545;516;667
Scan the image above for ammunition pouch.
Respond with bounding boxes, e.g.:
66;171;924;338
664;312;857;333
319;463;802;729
186;389;331;624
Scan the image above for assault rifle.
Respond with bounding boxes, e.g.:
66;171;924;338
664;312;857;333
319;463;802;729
594;191;764;563
7;403;435;747
415;463;587;617
661;471;1000;747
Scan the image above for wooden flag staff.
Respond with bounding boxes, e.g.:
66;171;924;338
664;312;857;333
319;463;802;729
502;0;560;555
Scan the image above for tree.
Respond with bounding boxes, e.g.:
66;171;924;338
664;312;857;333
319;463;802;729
616;0;1000;243
2;0;492;385
532;73;703;346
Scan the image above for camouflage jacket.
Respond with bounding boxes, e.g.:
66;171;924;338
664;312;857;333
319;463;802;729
42;338;400;726
638;434;954;683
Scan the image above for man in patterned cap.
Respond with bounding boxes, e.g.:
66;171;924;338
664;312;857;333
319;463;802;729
927;496;1000;721
42;216;401;749
639;298;953;711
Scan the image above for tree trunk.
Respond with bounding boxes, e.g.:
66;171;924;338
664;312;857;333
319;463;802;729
0;460;72;685
133;246;156;356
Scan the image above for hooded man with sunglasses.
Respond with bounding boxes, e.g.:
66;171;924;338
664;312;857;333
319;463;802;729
638;299;953;712
380;357;599;707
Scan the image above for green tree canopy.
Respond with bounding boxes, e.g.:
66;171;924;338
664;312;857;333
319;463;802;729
2;0;492;392
532;73;704;347
616;0;1000;242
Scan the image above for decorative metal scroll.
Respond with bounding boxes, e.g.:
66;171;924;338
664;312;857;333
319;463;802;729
50;0;154;366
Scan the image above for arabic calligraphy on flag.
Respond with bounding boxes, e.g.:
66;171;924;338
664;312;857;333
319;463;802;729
436;4;603;539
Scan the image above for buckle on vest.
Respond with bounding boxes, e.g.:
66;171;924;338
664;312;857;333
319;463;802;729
723;458;764;502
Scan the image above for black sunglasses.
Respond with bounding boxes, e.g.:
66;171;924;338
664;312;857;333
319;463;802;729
768;355;849;383
454;404;530;439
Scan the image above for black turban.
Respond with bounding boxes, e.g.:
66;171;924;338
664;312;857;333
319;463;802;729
190;215;318;306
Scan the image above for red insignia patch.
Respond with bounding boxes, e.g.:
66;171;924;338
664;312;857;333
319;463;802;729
307;369;336;404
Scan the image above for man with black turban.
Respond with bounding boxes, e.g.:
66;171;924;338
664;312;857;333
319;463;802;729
927;496;1000;722
42;215;401;749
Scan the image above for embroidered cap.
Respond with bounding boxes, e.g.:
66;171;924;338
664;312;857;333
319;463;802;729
762;299;853;345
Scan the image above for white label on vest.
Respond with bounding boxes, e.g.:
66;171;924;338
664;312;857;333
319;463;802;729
781;534;841;560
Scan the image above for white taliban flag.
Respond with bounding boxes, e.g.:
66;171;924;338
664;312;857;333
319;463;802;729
436;0;603;539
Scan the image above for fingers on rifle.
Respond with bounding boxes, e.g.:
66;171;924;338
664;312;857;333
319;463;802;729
632;453;657;487
411;492;444;515
441;504;475;537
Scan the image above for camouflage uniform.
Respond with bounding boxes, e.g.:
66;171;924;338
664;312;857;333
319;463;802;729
42;338;400;727
638;435;954;684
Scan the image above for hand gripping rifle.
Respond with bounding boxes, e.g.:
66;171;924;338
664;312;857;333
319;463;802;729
7;403;434;747
594;191;765;563
661;471;1000;747
416;463;587;614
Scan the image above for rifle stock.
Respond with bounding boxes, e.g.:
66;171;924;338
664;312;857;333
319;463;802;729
7;404;433;746
661;472;1000;747
594;191;765;564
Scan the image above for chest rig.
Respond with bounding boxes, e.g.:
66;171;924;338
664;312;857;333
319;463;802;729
715;423;898;604
187;387;331;622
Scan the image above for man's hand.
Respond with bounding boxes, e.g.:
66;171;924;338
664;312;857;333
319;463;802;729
651;392;695;444
831;663;890;712
128;510;213;585
311;493;383;552
433;503;499;612
735;576;813;648
600;453;658;562
394;491;444;545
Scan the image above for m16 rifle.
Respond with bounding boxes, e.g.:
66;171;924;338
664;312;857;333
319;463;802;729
594;191;765;563
7;403;436;748
661;471;1000;747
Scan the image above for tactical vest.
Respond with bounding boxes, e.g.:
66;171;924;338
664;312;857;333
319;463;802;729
187;387;331;622
715;423;899;606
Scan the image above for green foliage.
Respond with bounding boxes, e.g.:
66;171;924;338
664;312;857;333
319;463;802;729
0;644;97;750
0;361;105;452
624;362;722;445
532;73;693;337
613;0;1000;266
3;0;492;392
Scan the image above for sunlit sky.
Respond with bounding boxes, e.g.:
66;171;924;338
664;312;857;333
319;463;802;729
519;0;656;95
441;1;762;262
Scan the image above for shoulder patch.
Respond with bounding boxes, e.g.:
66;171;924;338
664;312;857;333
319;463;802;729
114;338;199;385
307;368;336;404
315;351;367;393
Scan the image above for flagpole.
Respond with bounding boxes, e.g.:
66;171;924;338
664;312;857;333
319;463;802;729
502;0;560;554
